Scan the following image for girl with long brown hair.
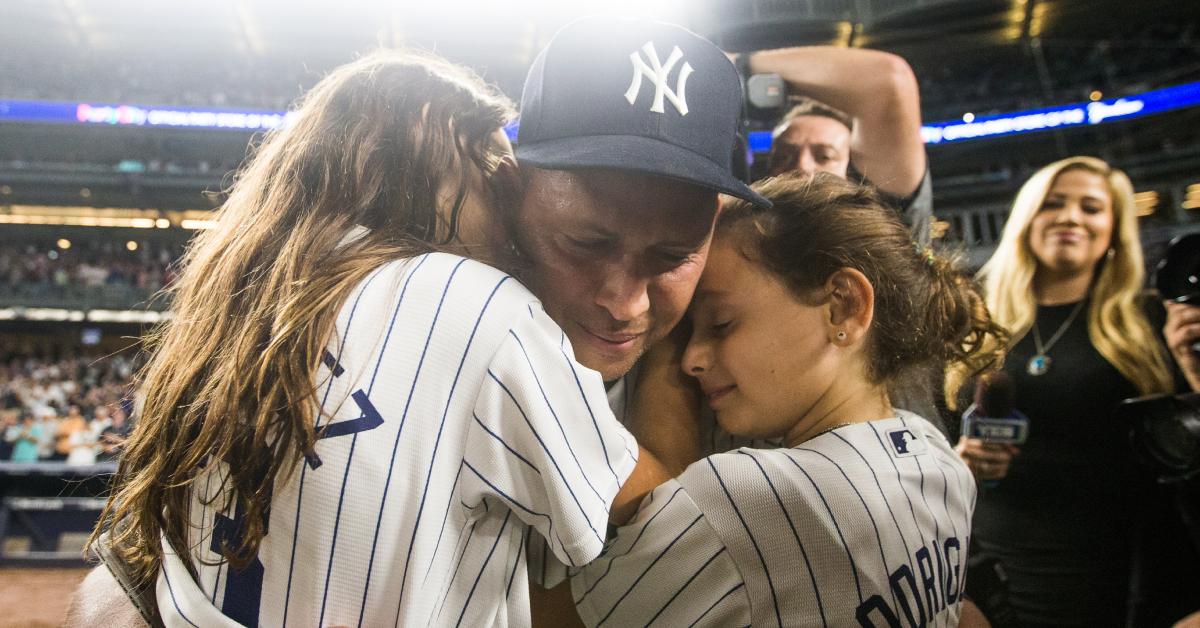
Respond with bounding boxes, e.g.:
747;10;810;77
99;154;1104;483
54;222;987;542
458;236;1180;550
88;50;650;627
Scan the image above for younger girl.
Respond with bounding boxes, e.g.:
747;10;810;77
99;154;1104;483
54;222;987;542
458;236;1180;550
571;173;1005;627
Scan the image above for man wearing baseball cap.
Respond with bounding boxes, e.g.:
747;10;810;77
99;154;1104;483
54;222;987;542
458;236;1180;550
65;15;757;626
513;15;768;385
509;15;770;624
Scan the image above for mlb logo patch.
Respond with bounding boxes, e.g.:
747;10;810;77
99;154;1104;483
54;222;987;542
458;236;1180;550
886;428;928;458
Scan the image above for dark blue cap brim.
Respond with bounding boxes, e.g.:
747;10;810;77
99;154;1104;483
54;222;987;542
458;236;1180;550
516;134;772;209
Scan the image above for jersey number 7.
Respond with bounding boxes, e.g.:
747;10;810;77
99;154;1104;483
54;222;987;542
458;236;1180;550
211;350;384;625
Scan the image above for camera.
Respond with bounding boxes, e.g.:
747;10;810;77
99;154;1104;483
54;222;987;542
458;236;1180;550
745;73;786;119
1116;393;1200;481
730;70;786;183
1155;232;1200;305
1114;233;1200;481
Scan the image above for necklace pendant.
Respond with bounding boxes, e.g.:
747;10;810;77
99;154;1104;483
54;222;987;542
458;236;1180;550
1027;354;1051;376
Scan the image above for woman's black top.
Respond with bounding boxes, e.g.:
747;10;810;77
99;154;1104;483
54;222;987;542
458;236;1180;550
971;299;1145;626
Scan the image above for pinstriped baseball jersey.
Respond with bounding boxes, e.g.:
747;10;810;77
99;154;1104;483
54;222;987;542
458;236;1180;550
527;367;780;590
530;373;930;598
153;252;637;627
571;412;976;627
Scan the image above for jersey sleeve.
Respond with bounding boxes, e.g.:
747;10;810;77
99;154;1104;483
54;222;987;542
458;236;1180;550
526;530;570;588
462;304;639;569
570;479;750;627
156;536;243;628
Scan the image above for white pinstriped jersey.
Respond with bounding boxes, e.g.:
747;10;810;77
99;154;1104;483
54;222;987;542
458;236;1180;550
571;412;976;628
153;252;638;627
528;368;781;589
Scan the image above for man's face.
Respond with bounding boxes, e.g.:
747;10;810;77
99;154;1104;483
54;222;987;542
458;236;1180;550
517;168;719;381
768;115;852;178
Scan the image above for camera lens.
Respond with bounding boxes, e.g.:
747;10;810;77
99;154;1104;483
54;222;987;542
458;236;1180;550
1119;393;1200;478
1143;413;1200;471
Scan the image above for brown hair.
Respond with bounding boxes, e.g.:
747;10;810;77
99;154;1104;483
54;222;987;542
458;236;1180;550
774;96;853;135
90;49;515;590
720;172;1006;388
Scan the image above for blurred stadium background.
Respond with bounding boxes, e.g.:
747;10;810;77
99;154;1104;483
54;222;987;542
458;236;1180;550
0;0;1197;623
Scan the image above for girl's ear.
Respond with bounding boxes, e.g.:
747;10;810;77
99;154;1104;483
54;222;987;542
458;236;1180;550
492;155;523;210
490;155;526;246
824;267;874;346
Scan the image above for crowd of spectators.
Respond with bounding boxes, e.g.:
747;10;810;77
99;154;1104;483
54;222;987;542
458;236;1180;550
0;130;244;181
0;240;182;303
0;353;139;464
0;152;241;180
0;52;314;111
917;20;1200;120
0;17;1194;124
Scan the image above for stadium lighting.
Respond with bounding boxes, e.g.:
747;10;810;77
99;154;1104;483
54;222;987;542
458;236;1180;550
1183;184;1200;210
0;206;213;229
180;219;219;230
407;0;686;23
87;309;168;324
20;308;82;322
0;307;166;323
1134;190;1158;217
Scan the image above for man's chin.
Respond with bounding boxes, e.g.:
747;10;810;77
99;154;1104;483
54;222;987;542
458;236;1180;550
574;345;643;382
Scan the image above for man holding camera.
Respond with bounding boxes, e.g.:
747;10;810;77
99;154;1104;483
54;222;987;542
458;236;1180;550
736;45;931;245
734;45;940;424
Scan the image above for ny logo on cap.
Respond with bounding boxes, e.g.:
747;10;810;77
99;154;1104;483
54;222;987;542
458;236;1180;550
624;42;693;116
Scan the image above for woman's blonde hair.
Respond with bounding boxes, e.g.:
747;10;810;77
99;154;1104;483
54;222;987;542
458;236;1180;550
90;49;515;591
949;156;1172;406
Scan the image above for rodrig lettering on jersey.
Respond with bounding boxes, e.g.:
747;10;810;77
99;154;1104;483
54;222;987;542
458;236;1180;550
855;535;968;628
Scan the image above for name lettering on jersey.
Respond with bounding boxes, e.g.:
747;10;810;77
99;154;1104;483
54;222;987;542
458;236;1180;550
886;428;927;458
854;535;966;627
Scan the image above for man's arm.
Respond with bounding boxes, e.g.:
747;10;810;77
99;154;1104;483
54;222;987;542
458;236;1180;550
746;46;926;197
609;323;704;524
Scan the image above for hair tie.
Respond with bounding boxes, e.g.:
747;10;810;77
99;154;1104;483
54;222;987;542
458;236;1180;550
914;243;936;267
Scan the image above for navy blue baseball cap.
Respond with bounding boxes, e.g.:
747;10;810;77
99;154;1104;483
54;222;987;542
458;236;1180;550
516;16;770;208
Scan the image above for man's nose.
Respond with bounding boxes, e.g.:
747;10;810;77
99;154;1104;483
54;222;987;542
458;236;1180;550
796;151;818;174
595;265;650;323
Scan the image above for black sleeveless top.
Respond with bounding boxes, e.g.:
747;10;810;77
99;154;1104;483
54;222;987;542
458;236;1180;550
971;300;1145;626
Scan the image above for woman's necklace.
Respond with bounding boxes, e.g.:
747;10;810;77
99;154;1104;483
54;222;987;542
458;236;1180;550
1027;299;1087;376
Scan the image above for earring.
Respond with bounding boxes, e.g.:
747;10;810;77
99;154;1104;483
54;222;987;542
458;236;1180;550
835;330;847;341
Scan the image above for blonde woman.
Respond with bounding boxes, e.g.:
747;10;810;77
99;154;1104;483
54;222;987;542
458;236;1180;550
953;156;1178;627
